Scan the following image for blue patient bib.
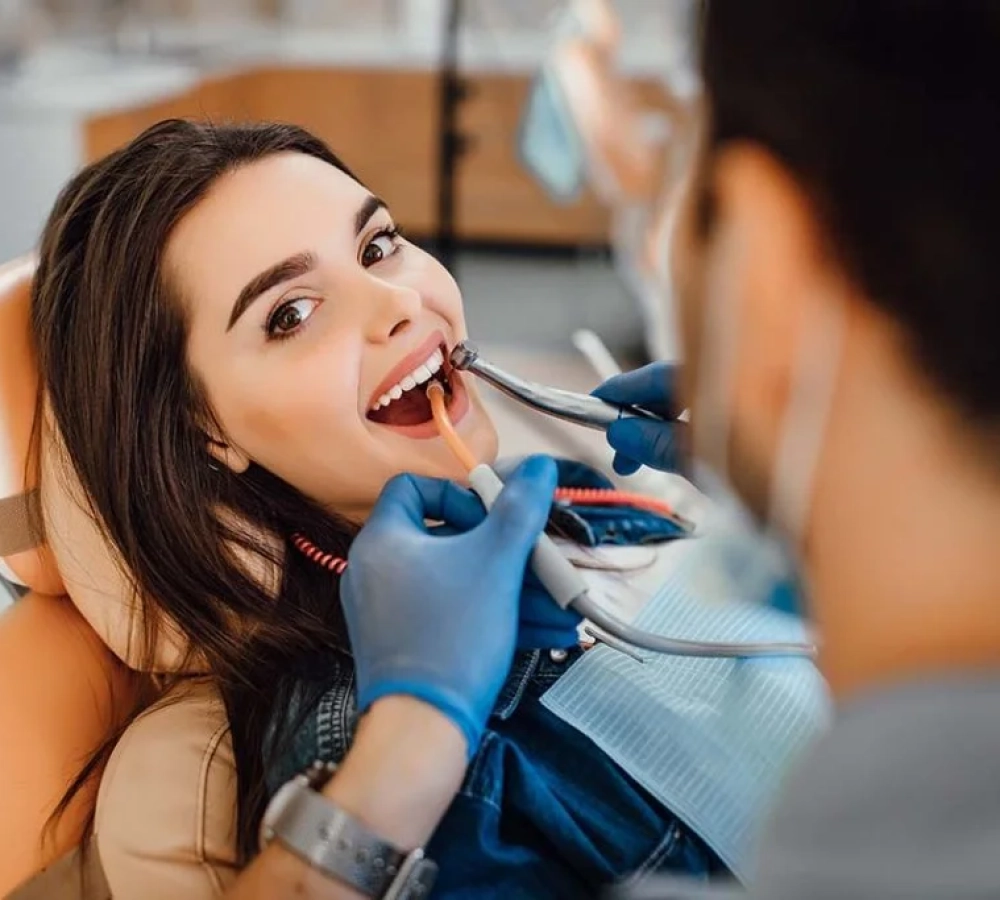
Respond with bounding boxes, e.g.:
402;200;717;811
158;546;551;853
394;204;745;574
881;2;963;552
541;542;830;880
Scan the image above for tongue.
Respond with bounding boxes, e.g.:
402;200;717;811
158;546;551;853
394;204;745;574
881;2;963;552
369;387;435;426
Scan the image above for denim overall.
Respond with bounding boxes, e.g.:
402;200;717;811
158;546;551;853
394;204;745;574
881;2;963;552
266;461;727;899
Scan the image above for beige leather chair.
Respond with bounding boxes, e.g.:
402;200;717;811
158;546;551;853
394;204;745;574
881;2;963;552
0;257;239;900
0;256;127;897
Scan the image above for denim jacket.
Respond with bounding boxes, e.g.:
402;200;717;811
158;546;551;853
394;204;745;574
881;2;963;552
266;461;725;898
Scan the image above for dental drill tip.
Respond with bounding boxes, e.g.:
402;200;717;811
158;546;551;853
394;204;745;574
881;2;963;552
449;341;479;371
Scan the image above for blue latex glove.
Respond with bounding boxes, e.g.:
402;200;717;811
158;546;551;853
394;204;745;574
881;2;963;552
516;569;583;650
340;456;561;755
429;517;581;651
592;362;684;476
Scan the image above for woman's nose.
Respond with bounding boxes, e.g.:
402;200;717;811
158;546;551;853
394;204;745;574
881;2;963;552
365;282;422;343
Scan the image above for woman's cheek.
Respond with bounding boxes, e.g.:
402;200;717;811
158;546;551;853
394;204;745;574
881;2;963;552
436;288;468;338
409;249;466;327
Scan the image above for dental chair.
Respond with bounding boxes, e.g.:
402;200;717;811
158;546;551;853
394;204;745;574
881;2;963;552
0;257;239;900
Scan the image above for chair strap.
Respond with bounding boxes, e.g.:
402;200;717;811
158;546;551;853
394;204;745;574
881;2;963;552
7;840;111;900
0;489;42;557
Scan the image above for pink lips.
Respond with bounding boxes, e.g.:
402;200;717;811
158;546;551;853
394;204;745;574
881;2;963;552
376;372;471;440
366;330;446;413
364;329;472;440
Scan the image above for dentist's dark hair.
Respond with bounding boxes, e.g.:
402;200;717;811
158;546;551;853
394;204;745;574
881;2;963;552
700;1;1000;423
31;120;362;862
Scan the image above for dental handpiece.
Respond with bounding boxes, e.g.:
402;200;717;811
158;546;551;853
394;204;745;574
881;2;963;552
467;463;816;661
449;341;666;431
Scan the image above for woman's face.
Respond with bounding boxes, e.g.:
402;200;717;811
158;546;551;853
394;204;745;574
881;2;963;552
172;152;498;519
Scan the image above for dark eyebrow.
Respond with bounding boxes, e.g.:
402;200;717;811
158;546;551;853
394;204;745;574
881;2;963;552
227;251;317;332
226;194;387;332
355;194;387;235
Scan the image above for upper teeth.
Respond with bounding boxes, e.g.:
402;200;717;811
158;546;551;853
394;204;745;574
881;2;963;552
372;348;445;411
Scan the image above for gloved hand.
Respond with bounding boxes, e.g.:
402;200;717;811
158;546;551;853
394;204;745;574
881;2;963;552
592;362;684;476
516;570;583;649
340;456;561;756
429;515;581;651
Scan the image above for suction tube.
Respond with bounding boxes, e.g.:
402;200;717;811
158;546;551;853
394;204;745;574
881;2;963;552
426;382;817;661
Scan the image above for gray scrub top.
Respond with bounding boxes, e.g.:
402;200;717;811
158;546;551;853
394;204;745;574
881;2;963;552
611;676;1000;900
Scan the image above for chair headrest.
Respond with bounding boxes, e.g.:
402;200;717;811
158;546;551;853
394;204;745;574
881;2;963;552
0;256;62;594
0;256;188;672
0;592;139;896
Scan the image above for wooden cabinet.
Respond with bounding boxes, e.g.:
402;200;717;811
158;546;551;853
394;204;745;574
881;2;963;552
83;72;257;162
455;72;609;246
82;65;664;246
83;67;439;236
244;67;440;235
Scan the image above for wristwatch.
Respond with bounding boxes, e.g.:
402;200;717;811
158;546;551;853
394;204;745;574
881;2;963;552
260;761;439;899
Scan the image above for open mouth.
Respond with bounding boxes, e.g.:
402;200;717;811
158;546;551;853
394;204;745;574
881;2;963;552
366;340;459;428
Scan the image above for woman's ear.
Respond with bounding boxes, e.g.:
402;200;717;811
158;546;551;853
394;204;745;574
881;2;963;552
206;437;250;475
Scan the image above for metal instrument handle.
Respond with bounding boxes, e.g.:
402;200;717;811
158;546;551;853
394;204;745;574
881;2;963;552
452;342;664;431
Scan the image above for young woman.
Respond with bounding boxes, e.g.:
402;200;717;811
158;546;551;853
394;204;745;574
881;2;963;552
32;119;722;899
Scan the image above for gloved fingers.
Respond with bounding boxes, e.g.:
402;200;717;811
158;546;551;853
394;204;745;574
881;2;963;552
611;452;643;476
481;455;558;551
371;472;485;532
591;362;678;416
606;418;683;473
520;589;582;631
517;578;582;650
419;481;489;533
516;626;581;651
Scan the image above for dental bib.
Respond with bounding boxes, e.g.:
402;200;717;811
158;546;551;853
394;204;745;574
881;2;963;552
541;539;830;879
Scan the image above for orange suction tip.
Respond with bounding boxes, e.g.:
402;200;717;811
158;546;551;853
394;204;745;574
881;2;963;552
427;382;478;472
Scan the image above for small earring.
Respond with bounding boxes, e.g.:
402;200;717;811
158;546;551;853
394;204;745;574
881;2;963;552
208;460;220;473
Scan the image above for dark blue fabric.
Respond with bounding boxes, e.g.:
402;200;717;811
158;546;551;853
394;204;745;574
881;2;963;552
548;459;690;549
267;650;726;899
265;460;725;897
428;649;725;899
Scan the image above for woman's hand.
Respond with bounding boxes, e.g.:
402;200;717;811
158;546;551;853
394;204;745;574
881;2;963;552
339;456;560;757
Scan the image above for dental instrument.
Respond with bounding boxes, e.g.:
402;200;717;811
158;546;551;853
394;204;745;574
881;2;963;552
572;328;624;381
451;340;692;427
449;341;667;431
426;382;816;661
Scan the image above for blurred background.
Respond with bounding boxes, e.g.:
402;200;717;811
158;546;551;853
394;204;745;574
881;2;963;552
0;1;694;354
0;0;697;608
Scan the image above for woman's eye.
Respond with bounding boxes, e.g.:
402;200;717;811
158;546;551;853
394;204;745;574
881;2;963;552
361;228;400;268
266;298;319;339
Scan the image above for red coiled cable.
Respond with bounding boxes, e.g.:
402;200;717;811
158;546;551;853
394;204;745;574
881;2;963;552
291;533;348;574
293;488;685;575
554;487;685;524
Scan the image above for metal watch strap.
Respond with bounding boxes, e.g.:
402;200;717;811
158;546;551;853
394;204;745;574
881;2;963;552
262;762;438;899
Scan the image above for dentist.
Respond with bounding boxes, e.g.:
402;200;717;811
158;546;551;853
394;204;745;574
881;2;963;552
225;2;1000;898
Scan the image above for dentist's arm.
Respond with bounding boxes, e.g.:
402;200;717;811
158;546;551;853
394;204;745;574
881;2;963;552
227;697;466;900
225;457;561;900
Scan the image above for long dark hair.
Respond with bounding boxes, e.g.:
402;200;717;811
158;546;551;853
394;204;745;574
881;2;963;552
31;120;360;861
701;0;1000;423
